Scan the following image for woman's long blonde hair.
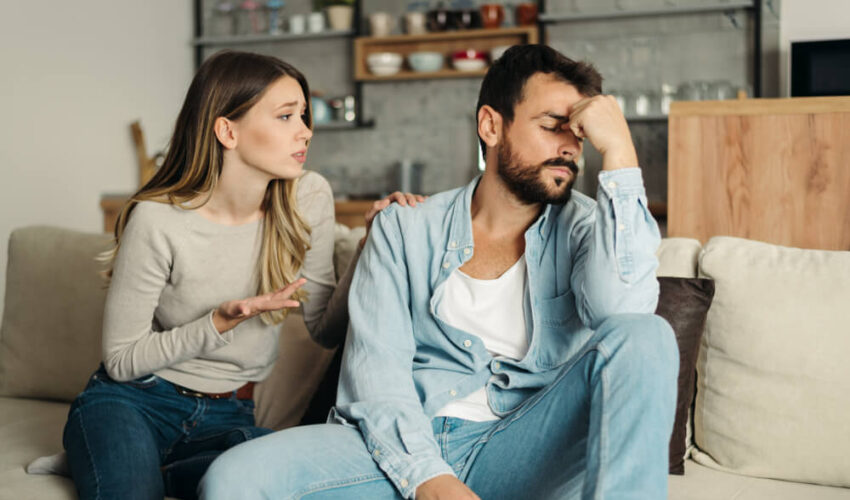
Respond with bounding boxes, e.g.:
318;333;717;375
103;51;313;324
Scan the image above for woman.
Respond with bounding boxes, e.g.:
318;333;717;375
62;50;420;500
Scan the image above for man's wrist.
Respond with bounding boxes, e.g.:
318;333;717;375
600;147;639;171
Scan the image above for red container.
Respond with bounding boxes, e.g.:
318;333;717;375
516;3;538;26
480;4;504;29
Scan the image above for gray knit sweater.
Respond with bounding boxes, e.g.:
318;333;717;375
101;171;355;393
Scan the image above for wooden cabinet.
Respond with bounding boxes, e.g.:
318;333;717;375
354;27;538;82
667;96;850;250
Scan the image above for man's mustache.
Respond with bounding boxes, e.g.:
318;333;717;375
542;157;579;174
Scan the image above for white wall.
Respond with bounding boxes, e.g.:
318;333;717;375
780;0;850;96
0;1;194;319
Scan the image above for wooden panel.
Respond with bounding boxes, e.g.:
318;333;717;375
354;27;538;81
334;199;375;228
668;96;850;250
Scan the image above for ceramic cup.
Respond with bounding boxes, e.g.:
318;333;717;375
480;4;504;29
369;12;394;37
308;11;325;33
289;14;306;34
516;3;538;26
404;11;427;35
326;5;353;30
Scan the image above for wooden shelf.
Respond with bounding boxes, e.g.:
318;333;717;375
354;26;538;82
358;68;489;82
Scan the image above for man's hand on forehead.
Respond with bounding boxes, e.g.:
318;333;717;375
566;95;638;171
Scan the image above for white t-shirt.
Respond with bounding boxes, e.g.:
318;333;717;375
435;255;529;421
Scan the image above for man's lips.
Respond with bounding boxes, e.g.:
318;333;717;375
546;166;575;179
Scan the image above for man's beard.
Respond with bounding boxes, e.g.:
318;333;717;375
496;136;578;206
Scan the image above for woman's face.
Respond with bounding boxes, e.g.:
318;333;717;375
231;75;313;180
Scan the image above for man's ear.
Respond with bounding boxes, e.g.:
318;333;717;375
477;105;503;151
214;116;237;150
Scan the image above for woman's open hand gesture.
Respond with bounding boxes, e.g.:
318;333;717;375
213;278;307;333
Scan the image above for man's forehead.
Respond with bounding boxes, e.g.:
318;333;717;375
516;73;585;114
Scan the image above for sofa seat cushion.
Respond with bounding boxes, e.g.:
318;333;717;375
694;237;850;487
0;397;75;500
669;460;850;500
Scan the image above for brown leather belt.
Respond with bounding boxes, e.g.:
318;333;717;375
174;382;255;400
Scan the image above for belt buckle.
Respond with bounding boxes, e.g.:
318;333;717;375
176;385;206;398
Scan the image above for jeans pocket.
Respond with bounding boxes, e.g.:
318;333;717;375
233;398;256;417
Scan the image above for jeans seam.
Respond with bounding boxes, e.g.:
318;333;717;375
74;407;102;500
293;473;388;499
592;343;611;500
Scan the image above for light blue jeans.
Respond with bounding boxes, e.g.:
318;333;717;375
200;314;677;499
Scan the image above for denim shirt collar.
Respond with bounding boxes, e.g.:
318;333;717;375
446;174;556;252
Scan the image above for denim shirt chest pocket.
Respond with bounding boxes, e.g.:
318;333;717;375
531;290;585;369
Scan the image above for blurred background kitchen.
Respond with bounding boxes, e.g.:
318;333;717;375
0;0;847;317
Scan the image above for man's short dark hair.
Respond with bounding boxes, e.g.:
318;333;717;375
476;44;603;158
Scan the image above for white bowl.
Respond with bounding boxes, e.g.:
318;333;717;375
407;51;444;72
452;58;487;72
367;52;403;76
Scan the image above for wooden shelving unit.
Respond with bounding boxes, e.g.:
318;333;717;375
354;26;538;82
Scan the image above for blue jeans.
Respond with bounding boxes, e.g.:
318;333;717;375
200;314;678;499
63;365;272;500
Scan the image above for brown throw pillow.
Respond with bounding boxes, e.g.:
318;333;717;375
655;277;715;475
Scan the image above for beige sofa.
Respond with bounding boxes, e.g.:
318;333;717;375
1;226;848;499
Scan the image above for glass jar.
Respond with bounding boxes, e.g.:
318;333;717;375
236;0;268;35
209;1;236;37
266;0;285;35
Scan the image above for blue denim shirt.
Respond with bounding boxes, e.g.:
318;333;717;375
330;168;661;498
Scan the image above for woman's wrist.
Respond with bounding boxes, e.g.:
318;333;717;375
212;308;239;334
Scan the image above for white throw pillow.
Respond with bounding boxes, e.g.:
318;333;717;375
692;237;850;487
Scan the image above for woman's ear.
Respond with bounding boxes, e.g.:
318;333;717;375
477;105;502;151
214;117;237;150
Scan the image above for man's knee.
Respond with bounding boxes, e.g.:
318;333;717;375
596;313;678;378
199;446;263;499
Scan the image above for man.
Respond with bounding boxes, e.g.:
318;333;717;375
201;44;678;500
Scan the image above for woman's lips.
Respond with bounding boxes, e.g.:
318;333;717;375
293;150;307;163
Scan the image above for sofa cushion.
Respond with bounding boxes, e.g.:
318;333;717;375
669;459;850;500
657;237;702;279
693;237;850;487
655;277;715;475
0;397;75;500
0;227;111;402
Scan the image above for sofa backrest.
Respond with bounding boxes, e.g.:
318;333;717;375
0;226;111;401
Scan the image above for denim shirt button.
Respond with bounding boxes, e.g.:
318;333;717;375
463;247;471;255
450;241;458;248
493;361;501;370
400;479;409;488
463;339;472;348
372;449;381;457
450;389;458;397
442;261;450;269
618;223;626;231
608;181;617;189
